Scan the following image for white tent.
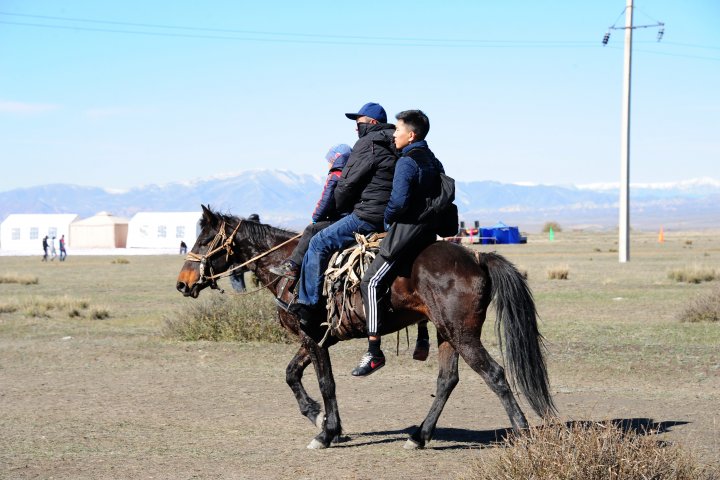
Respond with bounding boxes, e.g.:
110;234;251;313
69;212;129;248
0;213;79;253
126;211;202;249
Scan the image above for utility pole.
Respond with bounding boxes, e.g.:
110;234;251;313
619;0;633;263
603;3;664;263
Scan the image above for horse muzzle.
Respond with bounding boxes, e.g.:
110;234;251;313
176;281;201;298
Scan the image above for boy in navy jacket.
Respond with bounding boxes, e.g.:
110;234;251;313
352;110;444;377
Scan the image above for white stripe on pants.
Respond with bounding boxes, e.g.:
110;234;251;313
366;258;395;336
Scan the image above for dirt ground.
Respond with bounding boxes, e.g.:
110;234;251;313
1;333;718;479
1;232;719;479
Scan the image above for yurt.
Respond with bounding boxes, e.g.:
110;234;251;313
126;211;202;249
0;213;79;253
69;212;129;248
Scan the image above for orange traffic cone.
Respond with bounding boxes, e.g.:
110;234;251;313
658;226;665;243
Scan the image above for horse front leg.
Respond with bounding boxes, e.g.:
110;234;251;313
286;343;323;429
305;337;342;449
405;336;459;449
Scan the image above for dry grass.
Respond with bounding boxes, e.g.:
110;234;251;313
111;258;130;264
90;307;111;320
163;292;294;343
17;295;92;318
547;265;570;280
668;266;717;284
0;303;19;314
463;422;719;480
0;272;39;285
1;234;720;476
678;288;720;323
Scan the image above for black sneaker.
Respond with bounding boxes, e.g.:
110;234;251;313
288;302;322;320
351;351;385;377
269;260;300;279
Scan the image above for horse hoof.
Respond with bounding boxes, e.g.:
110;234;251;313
307;438;327;450
315;414;325;430
403;438;423;450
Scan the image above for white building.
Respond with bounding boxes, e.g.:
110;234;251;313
126;211;202;249
69;212;129;248
0;213;79;253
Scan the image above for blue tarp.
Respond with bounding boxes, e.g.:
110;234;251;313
480;221;522;244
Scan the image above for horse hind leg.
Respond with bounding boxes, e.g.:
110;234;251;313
405;337;459;449
457;338;529;432
285;344;323;429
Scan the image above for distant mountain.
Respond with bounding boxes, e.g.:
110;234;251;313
1;170;718;232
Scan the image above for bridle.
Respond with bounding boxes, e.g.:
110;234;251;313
184;219;301;290
185;219;243;289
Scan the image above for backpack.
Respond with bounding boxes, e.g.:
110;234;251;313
418;172;459;237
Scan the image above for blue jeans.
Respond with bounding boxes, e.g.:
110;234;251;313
297;213;379;306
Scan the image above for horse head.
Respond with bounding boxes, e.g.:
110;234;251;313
176;205;242;298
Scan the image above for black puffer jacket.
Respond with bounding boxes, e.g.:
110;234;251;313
334;123;397;226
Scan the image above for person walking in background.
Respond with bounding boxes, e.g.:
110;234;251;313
179;240;187;255
270;143;353;280
50;236;58;261
59;234;67;261
42;235;49;262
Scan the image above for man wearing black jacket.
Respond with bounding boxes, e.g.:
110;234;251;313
290;103;397;329
352;110;444;377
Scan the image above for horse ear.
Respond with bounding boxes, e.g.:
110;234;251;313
201;205;218;228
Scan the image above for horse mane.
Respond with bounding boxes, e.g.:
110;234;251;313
201;207;298;250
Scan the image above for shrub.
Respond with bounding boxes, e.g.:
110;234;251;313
668;266;716;284
542;221;562;233
163;293;294;343
462;421;717;480
24;305;51;318
112;258;130;264
0;273;39;285
16;296;91;318
547;266;569;280
0;303;18;314
678;289;720;323
91;308;110;320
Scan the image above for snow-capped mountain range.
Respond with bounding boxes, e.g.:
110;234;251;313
1;170;718;232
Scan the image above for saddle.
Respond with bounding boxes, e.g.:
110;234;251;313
320;232;386;341
275;232;386;345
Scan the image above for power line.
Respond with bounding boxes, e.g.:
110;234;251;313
661;41;720;51
606;44;720;62
0;11;599;48
2;10;717;60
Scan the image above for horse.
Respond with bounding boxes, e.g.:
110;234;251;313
176;205;556;449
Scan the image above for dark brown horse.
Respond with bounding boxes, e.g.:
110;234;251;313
176;206;556;449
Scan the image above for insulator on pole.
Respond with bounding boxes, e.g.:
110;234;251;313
657;24;664;42
602;31;611;45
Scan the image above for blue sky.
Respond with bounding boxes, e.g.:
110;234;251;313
0;0;718;192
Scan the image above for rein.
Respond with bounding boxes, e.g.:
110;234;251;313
185;219;301;285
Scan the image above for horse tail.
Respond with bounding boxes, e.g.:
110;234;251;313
480;251;557;418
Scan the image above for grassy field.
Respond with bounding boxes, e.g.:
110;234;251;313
1;230;718;478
